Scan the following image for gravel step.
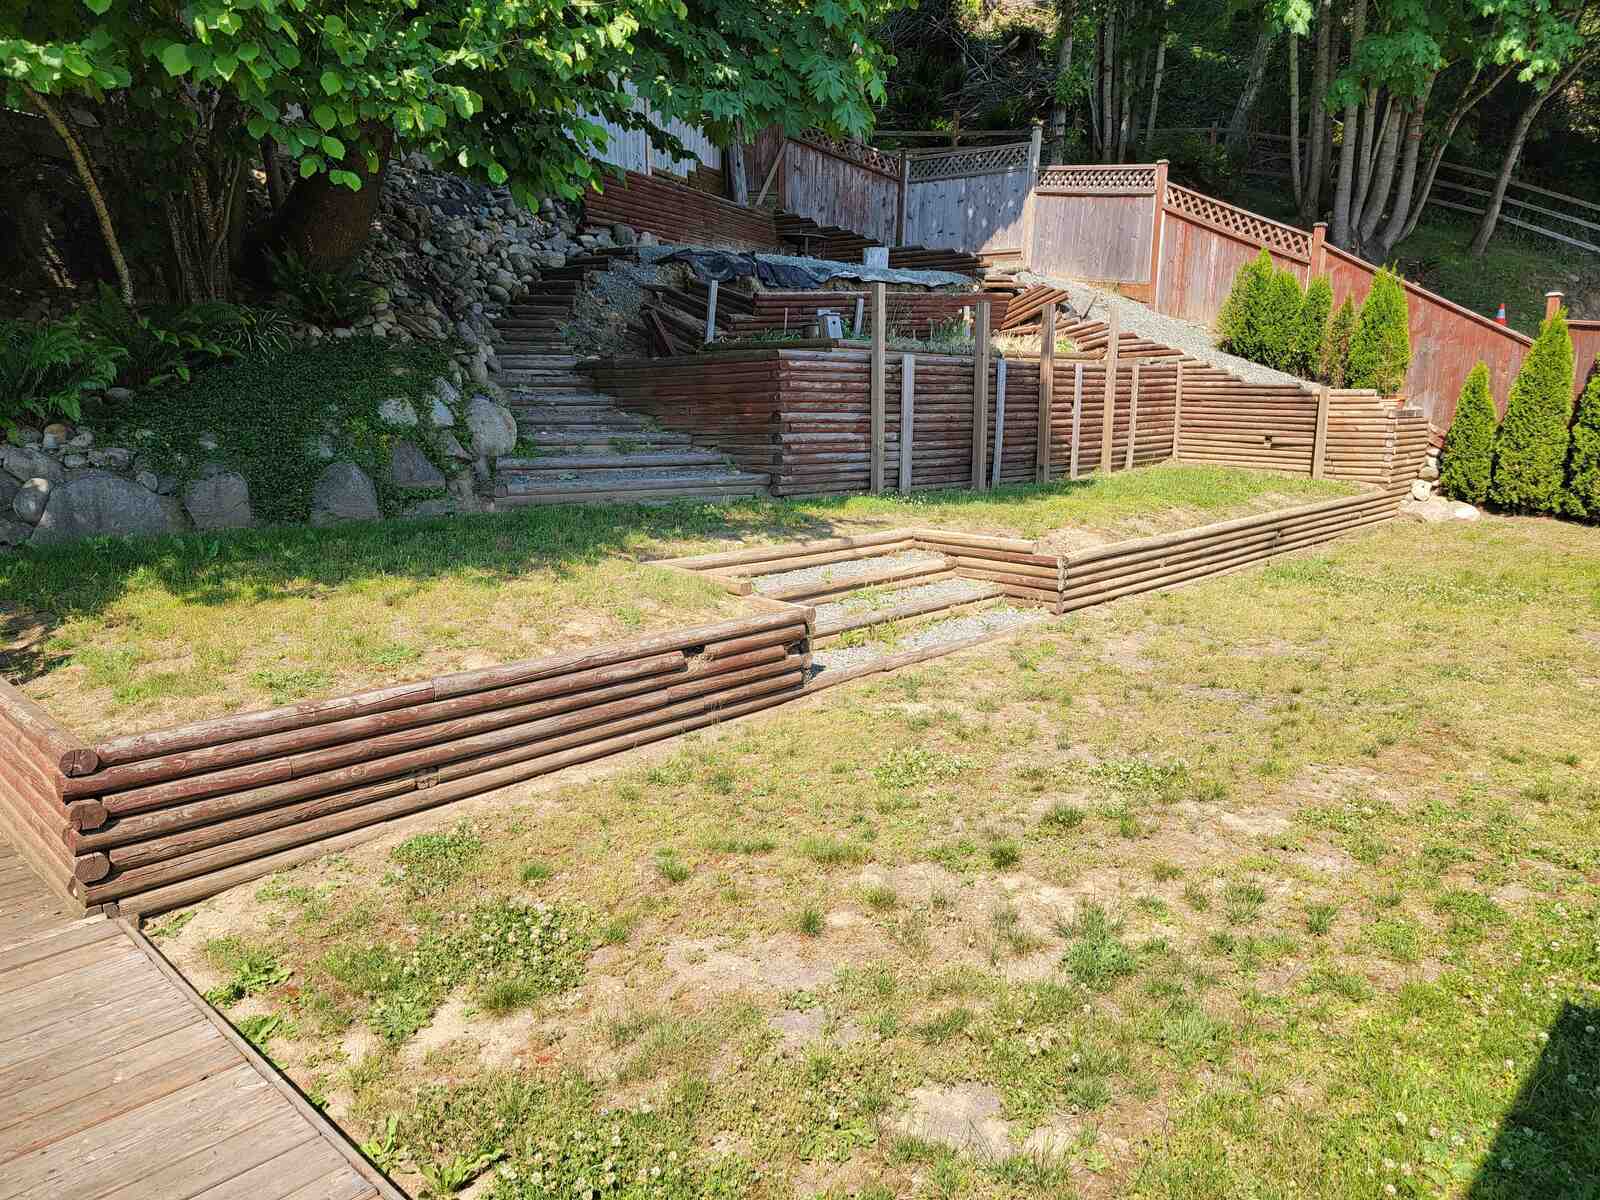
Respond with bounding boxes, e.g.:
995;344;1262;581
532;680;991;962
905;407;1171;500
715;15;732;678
810;605;1048;678
500;465;764;490
813;577;1006;637
752;550;948;597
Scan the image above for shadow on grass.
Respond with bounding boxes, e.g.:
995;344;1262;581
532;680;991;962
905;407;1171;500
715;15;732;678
1468;1002;1600;1199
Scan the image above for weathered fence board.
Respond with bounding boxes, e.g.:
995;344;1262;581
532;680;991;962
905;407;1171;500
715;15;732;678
782;137;900;247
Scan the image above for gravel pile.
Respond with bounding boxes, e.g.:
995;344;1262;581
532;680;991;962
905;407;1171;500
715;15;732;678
1020;270;1307;388
752;550;947;595
811;604;1047;676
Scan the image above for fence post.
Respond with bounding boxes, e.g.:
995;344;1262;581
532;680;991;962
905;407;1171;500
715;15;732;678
1311;385;1330;479
1310;221;1328;280
1027;124;1043;183
1147;159;1169;312
1171;359;1185;461
1126;360;1140;471
897;151;911;246
1036;301;1056;485
991;357;1009;489
1546;290;1565;319
972;300;991;490
870;282;887;494
900;353;916;493
1101;307;1119;475
703;279;719;343
1070;363;1084;479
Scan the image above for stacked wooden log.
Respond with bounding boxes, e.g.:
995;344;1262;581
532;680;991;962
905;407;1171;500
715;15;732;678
636;281;750;355
997;286;1073;334
584;171;779;249
908;529;1062;609
1056;489;1407;614
0;679;98;905
1323;390;1431;487
1173;370;1321;474
50;612;811;915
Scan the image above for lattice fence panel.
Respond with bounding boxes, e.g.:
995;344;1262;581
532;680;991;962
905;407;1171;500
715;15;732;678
909;142;1031;182
1164;184;1312;259
799;130;902;178
1035;165;1158;192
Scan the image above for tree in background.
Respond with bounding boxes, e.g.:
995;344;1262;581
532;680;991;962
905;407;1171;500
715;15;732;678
1320;296;1357;386
1344;268;1410;393
1558;360;1600;519
1489;308;1574;512
1294;275;1332;379
3;0;898;295
1439;363;1497;504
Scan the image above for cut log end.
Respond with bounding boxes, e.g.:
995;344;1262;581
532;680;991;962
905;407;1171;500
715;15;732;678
61;747;101;777
67;798;109;832
73;851;112;883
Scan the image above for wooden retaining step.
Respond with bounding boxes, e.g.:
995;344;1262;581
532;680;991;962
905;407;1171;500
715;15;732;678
495;480;768;507
496;450;732;471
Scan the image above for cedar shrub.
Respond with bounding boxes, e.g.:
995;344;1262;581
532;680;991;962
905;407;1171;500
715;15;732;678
1295;276;1333;380
1346;268;1411;393
1217;248;1274;361
1490;308;1574;513
1259;267;1307;372
1439;363;1496;505
1559;357;1600;521
1321;297;1357;387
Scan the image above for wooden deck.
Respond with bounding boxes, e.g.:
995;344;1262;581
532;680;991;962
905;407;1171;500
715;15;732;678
0;838;401;1200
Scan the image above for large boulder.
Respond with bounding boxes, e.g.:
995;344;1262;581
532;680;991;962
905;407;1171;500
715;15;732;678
464;395;517;458
183;468;253;530
13;477;51;524
309;462;382;526
0;445;64;485
378;396;419;427
30;471;187;545
1400;496;1481;524
0;473;18;516
390;441;447;490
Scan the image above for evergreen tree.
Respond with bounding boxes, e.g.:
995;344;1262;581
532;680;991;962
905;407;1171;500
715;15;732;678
1259;267;1307;372
1439;363;1496;505
1295;277;1333;379
1346;268;1412;393
1559;359;1600;521
1490;308;1575;513
1321;297;1358;387
1218;248;1274;361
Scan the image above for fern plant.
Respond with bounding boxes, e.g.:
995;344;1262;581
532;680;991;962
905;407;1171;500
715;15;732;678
0;317;123;430
266;249;375;327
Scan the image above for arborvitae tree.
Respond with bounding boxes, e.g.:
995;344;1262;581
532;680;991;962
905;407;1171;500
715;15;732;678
1439;363;1496;505
1321;297;1357;387
1295;276;1333;379
1490;308;1575;513
1259;267;1308;372
1218;248;1274;360
1559;359;1600;520
1346;268;1412;393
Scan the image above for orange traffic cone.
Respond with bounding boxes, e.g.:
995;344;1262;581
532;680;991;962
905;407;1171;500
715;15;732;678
1494;302;1507;325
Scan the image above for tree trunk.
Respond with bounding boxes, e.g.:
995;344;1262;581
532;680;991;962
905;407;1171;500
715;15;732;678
271;128;394;272
1369;78;1433;261
25;87;134;304
1100;16;1116;156
1330;0;1366;246
1298;0;1333;223
1144;35;1166;152
1050;0;1078;163
728;120;750;206
1288;32;1303;207
1356;101;1400;248
1226;24;1277;159
1399;65;1510;244
1470;57;1589;256
262;139;288;215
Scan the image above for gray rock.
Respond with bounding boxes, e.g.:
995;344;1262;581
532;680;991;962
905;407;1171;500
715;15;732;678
0;519;30;549
405;498;458;519
1410;478;1434;501
183;468;253;530
0;474;17;514
637;231;659;248
68;430;94;449
535;248;566;270
378;396;419;426
105;387;133;402
1;446;64;484
88;447;135;470
611;223;637;246
30;471;187;545
438;432;473;462
13;477;51;524
390;441;447;490
1400;496;1481;524
1418;461;1440;482
62;453;88;469
135;470;162;493
447;470;484;513
309;462;382;526
464;396;517;458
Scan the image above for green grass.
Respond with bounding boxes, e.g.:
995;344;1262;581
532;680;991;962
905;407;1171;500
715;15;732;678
153;514;1600;1200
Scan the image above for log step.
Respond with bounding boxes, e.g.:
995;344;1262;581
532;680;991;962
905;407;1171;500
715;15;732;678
499;466;766;492
497;450;730;471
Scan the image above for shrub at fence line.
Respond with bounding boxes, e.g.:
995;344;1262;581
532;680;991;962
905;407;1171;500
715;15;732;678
1321;297;1357;387
1439;363;1496;505
1490;308;1574;513
1259;267;1306;372
1295;277;1332;380
1346;268;1411;393
1218;248;1273;360
1559;361;1600;521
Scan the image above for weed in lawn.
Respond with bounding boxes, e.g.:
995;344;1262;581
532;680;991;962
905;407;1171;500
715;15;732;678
1040;802;1086;831
987;840;1021;870
874;746;972;790
796;905;825;937
1150;860;1184;882
1182;882;1212;912
991;903;1047;957
203;939;291;1007
1366;915;1423;964
705;834;776;855
914;1006;975;1043
798;836;870;866
388;824;482;898
654;848;691;883
1223;881;1268;925
519;861;553;884
1059;903;1138;990
1305;901;1337;935
863;884;900;912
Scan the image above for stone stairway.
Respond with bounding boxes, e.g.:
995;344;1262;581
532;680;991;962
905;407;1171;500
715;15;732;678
489;254;769;507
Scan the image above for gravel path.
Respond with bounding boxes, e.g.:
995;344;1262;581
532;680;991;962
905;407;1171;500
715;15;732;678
810;605;1047;676
1019;270;1308;388
813;577;998;626
752;550;946;595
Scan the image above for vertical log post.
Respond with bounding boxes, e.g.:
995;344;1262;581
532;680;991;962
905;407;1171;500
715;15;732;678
1036;301;1056;484
972;300;992;490
1311;385;1330;479
1101;307;1119;475
703;279;719;344
870;282;887;494
1125;360;1140;471
899;353;916;494
1546;290;1565;319
1147;159;1169;311
897;151;911;246
1070;362;1084;479
1310;221;1328;279
1027;124;1044;182
991;356;1009;490
852;297;865;338
1171;359;1185;460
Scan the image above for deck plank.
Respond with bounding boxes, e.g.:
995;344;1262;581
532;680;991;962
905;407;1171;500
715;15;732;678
0;837;398;1200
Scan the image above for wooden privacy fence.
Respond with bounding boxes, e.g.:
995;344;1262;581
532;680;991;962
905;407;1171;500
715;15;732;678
1;612;813;915
1017;162;1544;431
780;136;903;248
902;139;1039;258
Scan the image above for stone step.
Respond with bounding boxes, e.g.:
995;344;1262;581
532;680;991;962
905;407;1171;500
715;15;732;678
497;449;729;471
501;380;593;393
513;408;643;427
490;354;579;366
495;472;769;506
